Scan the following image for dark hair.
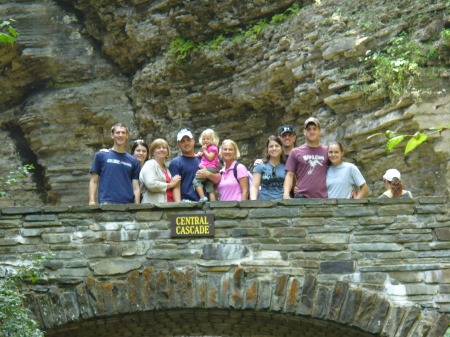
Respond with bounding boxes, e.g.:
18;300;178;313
131;140;149;160
263;136;286;164
328;141;344;152
389;177;403;197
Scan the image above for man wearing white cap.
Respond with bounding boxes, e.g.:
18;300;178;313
283;117;329;199
169;129;220;202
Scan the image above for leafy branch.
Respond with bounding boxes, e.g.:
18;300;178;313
0;164;35;198
0;255;50;337
0;19;19;45
367;124;450;155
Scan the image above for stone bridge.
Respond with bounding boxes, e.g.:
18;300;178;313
1;197;449;337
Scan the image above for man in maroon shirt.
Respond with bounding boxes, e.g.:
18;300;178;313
283;117;329;199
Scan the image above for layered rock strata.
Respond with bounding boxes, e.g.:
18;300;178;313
0;0;449;205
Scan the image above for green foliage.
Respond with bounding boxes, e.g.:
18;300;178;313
245;18;269;41
0;256;49;337
445;325;450;337
270;3;302;24
361;26;450;101
167;3;302;62
200;34;226;51
245;3;302;40
323;17;332;26
0;165;35;198
166;36;199;63
440;28;450;47
231;32;245;44
426;45;439;60
363;32;432;100
369;51;419;99
367;124;450;155
358;21;378;31
0;19;19;45
14;255;49;283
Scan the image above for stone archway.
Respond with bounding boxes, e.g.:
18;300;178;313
44;309;376;337
24;268;446;337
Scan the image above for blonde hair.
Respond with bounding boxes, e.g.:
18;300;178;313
220;139;240;160
149;138;170;159
199;129;219;147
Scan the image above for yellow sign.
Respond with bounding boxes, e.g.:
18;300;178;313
170;213;215;237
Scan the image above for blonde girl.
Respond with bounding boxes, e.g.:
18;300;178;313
192;129;220;201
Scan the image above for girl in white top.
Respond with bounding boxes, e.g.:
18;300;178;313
326;141;368;199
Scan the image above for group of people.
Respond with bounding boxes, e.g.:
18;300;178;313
88;119;412;205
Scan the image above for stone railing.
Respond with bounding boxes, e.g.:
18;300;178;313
0;197;449;336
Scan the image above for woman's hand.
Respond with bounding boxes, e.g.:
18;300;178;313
167;175;181;189
196;166;221;184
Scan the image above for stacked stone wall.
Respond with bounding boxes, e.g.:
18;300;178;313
0;197;449;336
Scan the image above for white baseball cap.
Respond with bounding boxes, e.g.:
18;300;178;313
383;169;401;181
177;129;194;141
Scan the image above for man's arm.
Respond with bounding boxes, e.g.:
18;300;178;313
89;173;99;205
253;159;263;167
283;171;295;199
132;179;140;203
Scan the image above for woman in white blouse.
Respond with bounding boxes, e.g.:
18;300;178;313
140;139;180;203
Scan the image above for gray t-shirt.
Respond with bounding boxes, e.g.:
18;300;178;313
326;162;366;198
253;162;286;200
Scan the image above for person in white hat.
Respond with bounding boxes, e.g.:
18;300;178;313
378;169;412;198
168;129;220;202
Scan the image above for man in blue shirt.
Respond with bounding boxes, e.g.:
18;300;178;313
169;129;220;202
89;123;141;204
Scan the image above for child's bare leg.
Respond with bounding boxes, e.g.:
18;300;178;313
195;186;205;199
209;192;216;201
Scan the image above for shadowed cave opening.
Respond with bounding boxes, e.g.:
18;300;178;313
44;309;376;337
6;123;55;204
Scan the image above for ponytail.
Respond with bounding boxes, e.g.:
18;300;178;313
390;177;403;197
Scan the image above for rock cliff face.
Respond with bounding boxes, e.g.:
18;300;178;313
0;0;449;206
